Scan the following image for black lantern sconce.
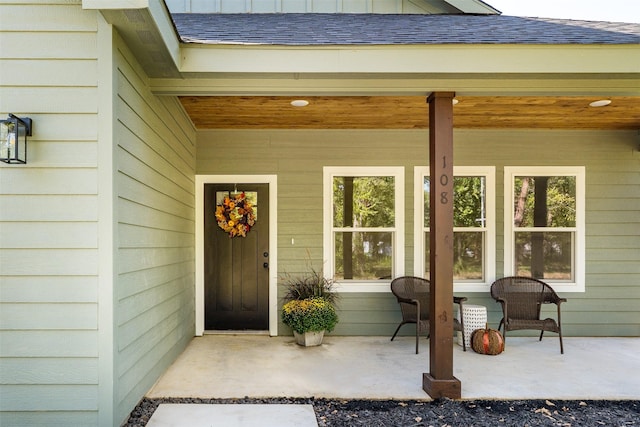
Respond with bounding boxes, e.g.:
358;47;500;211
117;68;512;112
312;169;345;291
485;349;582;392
1;114;32;164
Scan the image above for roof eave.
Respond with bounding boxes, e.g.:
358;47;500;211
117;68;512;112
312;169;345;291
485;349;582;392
83;0;182;78
444;0;501;14
178;43;640;76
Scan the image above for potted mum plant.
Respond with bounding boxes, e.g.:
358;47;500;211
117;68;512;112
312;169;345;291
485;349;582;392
281;267;339;347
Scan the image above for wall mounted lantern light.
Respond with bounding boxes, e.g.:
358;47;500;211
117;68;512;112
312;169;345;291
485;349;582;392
1;114;32;164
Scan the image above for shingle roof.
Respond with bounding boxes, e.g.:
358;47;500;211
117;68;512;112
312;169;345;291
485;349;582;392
171;13;640;46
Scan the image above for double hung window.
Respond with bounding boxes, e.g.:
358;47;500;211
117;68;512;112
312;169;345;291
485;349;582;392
323;167;404;292
414;166;495;291
504;167;585;292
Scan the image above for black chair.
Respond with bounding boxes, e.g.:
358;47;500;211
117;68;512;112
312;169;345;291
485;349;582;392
491;276;566;354
390;276;467;354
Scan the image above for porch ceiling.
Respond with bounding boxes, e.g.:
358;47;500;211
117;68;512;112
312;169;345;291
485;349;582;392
179;95;640;130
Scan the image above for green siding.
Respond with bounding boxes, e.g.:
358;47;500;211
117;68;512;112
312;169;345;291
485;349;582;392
112;33;197;425
197;128;640;338
1;3;198;425
0;412;97;427
0;2;101;426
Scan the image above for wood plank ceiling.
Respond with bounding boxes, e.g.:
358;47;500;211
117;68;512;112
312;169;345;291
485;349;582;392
179;96;640;130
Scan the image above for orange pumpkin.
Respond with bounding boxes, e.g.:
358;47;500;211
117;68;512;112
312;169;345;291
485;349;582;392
471;324;504;355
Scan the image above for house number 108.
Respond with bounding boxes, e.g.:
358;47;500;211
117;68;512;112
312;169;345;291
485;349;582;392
440;156;449;205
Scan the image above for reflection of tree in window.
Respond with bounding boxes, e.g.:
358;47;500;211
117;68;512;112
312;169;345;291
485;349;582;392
424;176;486;281
514;176;576;280
333;176;394;280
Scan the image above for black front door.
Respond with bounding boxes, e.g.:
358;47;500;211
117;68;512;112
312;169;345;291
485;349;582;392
204;183;269;330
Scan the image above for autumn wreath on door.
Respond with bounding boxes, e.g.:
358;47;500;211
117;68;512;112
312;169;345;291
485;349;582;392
215;192;256;237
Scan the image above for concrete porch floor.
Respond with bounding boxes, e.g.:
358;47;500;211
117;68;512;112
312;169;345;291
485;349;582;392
147;335;640;401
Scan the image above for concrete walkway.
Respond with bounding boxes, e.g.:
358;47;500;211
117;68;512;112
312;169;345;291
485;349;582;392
147;403;318;427
148;335;640;401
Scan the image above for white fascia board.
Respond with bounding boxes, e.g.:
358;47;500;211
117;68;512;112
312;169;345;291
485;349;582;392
180;44;640;75
83;0;150;9
147;0;181;69
150;75;640;97
444;0;500;14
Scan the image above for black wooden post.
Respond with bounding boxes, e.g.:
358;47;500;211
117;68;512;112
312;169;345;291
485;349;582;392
423;92;461;399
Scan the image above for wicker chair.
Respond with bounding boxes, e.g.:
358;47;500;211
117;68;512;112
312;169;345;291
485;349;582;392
390;276;467;354
490;276;567;354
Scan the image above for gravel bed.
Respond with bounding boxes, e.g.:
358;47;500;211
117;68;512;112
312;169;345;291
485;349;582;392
123;397;639;426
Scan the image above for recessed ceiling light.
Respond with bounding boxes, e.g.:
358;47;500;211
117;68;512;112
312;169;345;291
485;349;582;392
589;99;612;107
291;100;309;107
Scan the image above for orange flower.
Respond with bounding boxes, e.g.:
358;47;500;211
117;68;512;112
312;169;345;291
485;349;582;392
216;193;256;238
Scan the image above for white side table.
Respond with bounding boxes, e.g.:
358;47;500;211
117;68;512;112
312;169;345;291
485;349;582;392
457;304;487;348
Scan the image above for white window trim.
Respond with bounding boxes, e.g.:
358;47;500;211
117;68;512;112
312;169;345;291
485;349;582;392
414;166;496;292
323;166;405;292
503;166;585;292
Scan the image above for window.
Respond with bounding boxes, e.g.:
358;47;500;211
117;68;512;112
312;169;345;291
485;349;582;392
414;166;495;292
324;167;404;292
504;167;585;292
